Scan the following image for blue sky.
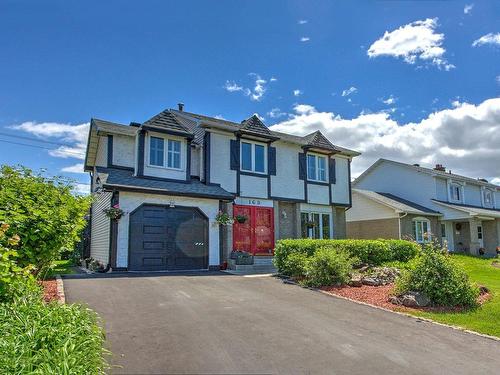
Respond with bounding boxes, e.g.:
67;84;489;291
0;0;499;192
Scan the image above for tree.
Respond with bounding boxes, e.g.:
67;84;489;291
0;165;91;274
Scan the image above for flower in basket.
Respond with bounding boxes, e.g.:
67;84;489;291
305;220;316;228
103;204;124;220
234;214;248;224
215;210;234;226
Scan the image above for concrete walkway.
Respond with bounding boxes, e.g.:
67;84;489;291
63;272;500;374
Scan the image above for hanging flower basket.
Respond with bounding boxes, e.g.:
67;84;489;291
234;214;248;224
305;220;317;228
215;211;234;226
103;204;124;220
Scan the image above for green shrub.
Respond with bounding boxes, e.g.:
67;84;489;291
327;239;392;265
281;252;309;277
0;166;92;274
384;239;421;262
303;247;357;287
395;245;479;307
0;299;109;374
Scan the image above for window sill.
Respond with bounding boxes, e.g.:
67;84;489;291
240;170;268;178
307;179;329;186
147;164;184;172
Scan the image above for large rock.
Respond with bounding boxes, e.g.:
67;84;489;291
400;291;431;307
349;277;363;287
362;277;381;286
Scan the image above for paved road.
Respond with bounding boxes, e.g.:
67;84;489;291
64;272;500;375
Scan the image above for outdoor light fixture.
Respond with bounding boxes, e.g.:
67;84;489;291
169;200;175;208
281;210;287;219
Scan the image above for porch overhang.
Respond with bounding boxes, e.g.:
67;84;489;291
432;199;500;220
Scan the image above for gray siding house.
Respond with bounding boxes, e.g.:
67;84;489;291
347;159;500;256
84;105;359;271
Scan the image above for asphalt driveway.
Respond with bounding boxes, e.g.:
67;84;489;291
64;272;500;374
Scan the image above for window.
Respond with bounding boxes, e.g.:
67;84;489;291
307;154;327;182
167;139;181;169
412;218;431;243
149;137;164;167
449;183;461;202
301;212;331;239
148;136;182;169
241;141;266;173
483;189;493;207
441;223;446;239
477;226;483;240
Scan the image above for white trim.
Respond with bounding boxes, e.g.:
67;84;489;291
306;152;328;182
300;210;333;239
412;216;432;243
240;140;267;174
146;133;185;172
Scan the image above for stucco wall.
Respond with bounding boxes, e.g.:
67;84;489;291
270;141;304;199
90;191;112;264
307;184;330;205
331;156;350;205
95;135;108;167
209;132;237;193
347;218;400;239
113;134;135;168
116;191;221;268
240;175;268;199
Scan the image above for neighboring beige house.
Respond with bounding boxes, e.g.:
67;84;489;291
347;159;500;256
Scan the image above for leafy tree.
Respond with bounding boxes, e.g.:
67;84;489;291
0;165;91;274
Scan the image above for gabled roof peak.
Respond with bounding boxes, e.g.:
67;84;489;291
240;114;271;135
142;109;193;135
303;130;338;152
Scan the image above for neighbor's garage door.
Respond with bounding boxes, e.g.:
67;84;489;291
129;204;208;271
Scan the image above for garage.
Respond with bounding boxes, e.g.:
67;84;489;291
129;204;208;271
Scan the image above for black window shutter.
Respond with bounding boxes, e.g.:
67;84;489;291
230;139;240;170
329;158;336;184
298;153;306;180
268;146;276;175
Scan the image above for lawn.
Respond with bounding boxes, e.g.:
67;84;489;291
407;254;500;338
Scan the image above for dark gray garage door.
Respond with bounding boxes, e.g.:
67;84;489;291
129;204;208;271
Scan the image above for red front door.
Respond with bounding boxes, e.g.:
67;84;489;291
233;205;275;255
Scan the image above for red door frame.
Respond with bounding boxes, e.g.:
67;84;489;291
233;205;275;255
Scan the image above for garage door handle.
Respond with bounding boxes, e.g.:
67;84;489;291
194;242;204;246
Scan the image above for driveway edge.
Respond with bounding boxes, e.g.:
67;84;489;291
281;278;500;342
55;275;66;304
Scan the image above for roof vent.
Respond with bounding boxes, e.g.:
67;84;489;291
129;122;141;127
413;163;420;167
478;178;488;183
434;164;446;172
178;103;184;112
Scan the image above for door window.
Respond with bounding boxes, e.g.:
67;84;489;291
301;212;332;239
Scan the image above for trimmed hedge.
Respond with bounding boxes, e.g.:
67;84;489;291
274;238;420;276
304;247;357;287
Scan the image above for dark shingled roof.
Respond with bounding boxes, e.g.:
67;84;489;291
377;192;441;214
98;167;234;200
143;110;193;135
240;115;271;135
303;130;339;152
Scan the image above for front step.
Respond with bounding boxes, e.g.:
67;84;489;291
227;259;276;273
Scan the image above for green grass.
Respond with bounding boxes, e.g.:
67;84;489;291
406;254;500;338
41;259;76;279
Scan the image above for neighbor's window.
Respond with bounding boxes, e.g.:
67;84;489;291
449;183;461;202
307;154;327;182
149;136;182;169
483;189;493;206
301;212;331;239
241;141;266;173
149;137;164;167
412;218;431;243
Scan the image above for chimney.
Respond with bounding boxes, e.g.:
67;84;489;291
478;178;488;183
178;103;184;112
413;163;420;167
129;122;141;127
434;164;446;172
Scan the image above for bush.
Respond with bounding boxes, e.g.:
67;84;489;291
0;299;109;374
281;252;309;278
384;239;421;262
304;247;357;287
0;166;92;274
395;245;479;307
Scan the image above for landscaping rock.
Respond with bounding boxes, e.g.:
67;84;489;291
388;296;401;305
349;277;363;287
362;277;381;286
478;285;489;294
400;291;430;307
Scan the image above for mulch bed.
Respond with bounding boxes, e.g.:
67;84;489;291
321;283;491;313
39;279;60;302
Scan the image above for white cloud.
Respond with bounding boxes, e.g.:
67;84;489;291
367;18;454;70
223;74;274;102
248;74;267;101
300;37;310;42
496;75;500;84
11;121;89;160
341;86;357;97
381;95;397;105
293;89;303;97
472;33;500;47
298;20;308;25
267;108;289;119
72;183;90;195
270;77;278;82
224;81;244;92
61;163;85;173
464;4;474;14
270;98;500;182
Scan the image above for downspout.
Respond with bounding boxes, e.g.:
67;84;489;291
398;212;408;239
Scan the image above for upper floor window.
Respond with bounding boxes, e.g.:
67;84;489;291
483;189;494;207
449;182;462;202
412;217;431;243
148;136;182;169
241;141;266;173
307;154;327;182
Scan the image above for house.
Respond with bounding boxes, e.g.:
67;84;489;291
84;104;359;271
346;159;500;256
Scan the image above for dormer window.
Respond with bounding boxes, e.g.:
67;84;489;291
307;154;327;182
241;141;266;174
483;189;494;207
449;182;462;202
148;135;182;170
